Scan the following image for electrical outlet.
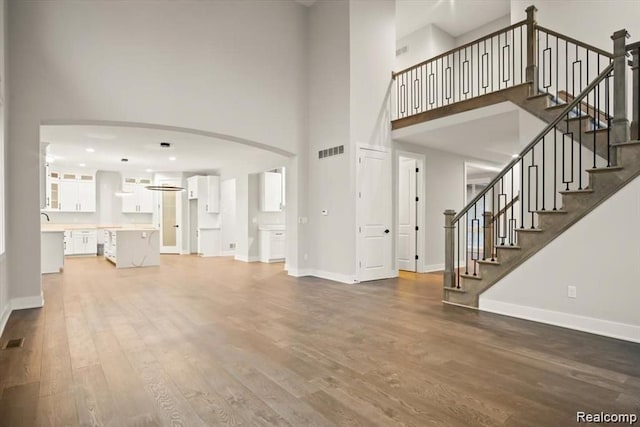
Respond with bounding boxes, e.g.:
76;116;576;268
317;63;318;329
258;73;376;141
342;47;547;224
567;286;577;298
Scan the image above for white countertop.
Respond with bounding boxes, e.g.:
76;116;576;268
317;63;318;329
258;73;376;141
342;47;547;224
41;230;65;234
259;225;285;231
41;224;155;232
198;227;221;230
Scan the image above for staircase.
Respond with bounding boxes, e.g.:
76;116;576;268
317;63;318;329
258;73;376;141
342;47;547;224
391;6;640;309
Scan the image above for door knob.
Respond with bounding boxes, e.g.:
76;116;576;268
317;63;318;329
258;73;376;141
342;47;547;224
384;229;390;234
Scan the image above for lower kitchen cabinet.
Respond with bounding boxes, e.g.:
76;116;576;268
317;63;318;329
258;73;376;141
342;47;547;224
259;228;285;263
64;230;97;255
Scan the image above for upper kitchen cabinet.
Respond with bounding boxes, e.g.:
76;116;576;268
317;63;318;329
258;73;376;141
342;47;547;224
187;176;199;199
187;175;220;213
121;176;154;214
44;168;60;211
57;171;96;212
259;171;284;212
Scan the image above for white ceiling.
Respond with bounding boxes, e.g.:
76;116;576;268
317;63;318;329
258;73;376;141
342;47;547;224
396;0;510;39
393;102;523;165
41;125;288;174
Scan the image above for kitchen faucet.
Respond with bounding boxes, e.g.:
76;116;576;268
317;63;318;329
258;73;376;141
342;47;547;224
41;212;50;222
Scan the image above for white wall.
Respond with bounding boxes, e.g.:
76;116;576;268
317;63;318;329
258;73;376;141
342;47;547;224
220;178;236;255
0;0;8;335
7;0;308;303
396;24;455;71
511;0;640;52
480;175;640;343
307;0;353;279
455;15;511;47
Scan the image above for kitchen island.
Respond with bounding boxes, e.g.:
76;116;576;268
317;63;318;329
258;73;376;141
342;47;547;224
104;228;160;269
41;230;65;274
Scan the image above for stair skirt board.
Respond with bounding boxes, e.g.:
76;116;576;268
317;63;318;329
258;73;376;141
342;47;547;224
479;299;640;344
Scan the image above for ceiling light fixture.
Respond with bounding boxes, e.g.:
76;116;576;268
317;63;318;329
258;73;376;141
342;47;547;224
145;185;184;192
86;148;95;153
511;153;519;158
115;191;135;197
79;163;86;167
169;156;176;161
145;168;153;173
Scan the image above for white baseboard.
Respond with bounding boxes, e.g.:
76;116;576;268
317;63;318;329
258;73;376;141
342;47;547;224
287;268;313;277
234;255;260;263
0;294;45;339
0;302;11;340
221;250;235;257
479;299;640;344
309;269;358;284
424;263;444;273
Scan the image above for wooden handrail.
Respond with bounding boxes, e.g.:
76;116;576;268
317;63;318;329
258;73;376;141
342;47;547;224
626;41;640;51
392;20;527;78
535;25;613;59
491;195;520;224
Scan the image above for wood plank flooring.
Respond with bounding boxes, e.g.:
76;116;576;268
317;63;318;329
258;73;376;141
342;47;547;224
0;256;639;426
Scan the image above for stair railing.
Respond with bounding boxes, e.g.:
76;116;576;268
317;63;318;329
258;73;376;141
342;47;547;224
444;62;615;289
392;19;528;120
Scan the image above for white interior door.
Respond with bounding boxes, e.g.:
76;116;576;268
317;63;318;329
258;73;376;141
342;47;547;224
358;147;392;282
159;179;182;254
398;157;417;272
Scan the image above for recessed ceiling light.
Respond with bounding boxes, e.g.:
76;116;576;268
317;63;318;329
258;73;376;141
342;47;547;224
79;163;86;167
45;155;55;163
511;154;519;158
85;148;95;153
169;156;176;161
145;168;153;173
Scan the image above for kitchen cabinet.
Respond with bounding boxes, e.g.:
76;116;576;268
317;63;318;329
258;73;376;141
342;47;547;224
122;176;154;213
187;176;199;199
260;172;283;212
206;176;220;213
57;172;96;212
64;230;97;255
45;169;61;211
197;228;221;257
104;228;160;269
259;227;285;262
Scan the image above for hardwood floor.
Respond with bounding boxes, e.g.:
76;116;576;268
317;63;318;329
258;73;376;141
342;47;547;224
0;256;639;426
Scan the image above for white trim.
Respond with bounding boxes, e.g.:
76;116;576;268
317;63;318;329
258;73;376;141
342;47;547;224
221;250;235;257
443;300;479;310
479;299;640;344
0;302;10;339
234;254;260;263
287;268;313;277
396;150;426;274
358;143;390;153
0;294;45;338
312;269;359;284
424;263;444;273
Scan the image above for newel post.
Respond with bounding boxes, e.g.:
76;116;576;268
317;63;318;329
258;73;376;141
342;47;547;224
611;29;631;146
525;5;538;97
483;211;494;261
443;210;456;288
631;46;640;141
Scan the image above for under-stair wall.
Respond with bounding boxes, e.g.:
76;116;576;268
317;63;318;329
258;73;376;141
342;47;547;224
479;174;640;343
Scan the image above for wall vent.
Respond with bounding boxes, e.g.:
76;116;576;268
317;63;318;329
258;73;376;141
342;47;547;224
318;145;344;159
396;45;408;57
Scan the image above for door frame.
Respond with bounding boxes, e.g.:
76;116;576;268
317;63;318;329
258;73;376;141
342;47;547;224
355;143;395;283
157;177;183;254
395;150;426;273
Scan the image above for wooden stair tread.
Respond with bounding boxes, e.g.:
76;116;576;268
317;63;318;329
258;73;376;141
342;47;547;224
460;273;482;281
528;92;552;100
585;128;609;134
444;286;467;293
535;209;567;214
495;245;521;250
586;166;623;173
611;141;640;147
515;228;544;232
559;189;594;194
477;260;500;266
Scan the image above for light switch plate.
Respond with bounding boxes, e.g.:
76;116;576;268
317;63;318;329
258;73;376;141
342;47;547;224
567;285;577;298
